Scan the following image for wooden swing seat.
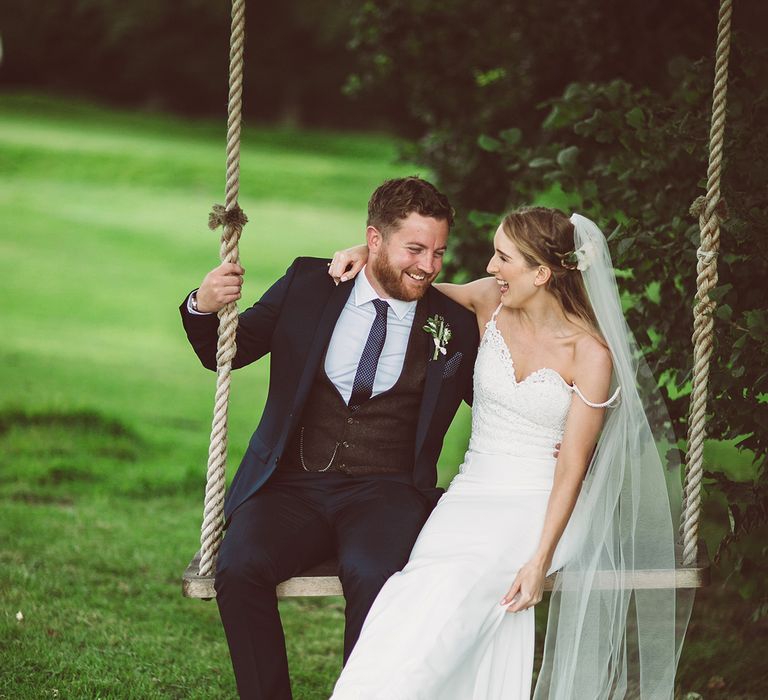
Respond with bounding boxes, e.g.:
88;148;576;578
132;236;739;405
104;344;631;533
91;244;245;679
182;542;710;599
185;0;733;615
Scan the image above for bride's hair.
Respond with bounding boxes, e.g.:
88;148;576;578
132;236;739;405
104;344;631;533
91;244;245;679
501;207;600;334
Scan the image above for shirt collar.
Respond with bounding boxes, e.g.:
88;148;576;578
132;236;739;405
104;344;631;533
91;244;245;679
354;265;417;320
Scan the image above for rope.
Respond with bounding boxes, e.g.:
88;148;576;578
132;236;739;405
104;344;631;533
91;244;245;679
198;0;248;578
190;0;731;577
680;0;733;567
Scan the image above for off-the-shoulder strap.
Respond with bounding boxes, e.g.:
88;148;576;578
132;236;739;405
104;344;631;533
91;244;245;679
490;303;503;322
573;384;622;408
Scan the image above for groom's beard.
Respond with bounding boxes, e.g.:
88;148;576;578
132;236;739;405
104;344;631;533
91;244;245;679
371;249;436;302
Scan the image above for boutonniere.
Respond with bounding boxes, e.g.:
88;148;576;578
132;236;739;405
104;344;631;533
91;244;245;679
423;314;452;360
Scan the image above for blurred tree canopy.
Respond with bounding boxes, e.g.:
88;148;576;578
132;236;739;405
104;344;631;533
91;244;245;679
0;0;399;128
347;0;767;611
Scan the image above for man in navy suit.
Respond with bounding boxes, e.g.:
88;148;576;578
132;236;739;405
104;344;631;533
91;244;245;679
181;177;479;699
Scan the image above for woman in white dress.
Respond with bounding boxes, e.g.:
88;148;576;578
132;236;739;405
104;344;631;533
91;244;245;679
327;207;687;699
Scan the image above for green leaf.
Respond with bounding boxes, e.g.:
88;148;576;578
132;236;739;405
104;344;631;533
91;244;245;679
556;146;579;169
625;106;646;129
744;310;768;340
563;83;582;100
499;128;522;145
582;180;598;200
477;134;502;152
716;304;733;321
617;237;635;257
728;504;739;533
474;67;507;87
750;601;768;623
709;283;733;303
738;573;757;600
605;79;625;103
468;210;500;228
528;157;554;169
543;104;577;131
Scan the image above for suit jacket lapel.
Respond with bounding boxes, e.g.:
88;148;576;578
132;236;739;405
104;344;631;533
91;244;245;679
415;287;447;458
290;279;353;418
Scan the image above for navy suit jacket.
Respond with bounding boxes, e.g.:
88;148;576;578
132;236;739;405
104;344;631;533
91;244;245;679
180;257;479;522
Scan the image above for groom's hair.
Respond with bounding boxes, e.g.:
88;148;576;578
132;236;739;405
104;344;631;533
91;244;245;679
367;177;454;235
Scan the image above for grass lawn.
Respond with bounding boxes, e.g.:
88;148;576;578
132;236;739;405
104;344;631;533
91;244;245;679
0;93;764;698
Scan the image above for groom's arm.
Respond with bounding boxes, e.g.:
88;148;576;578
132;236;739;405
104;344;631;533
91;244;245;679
180;259;299;370
461;323;479;406
431;289;480;407
455;303;479;407
447;303;479;407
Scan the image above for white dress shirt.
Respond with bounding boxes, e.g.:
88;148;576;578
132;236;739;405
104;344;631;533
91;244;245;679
186;265;417;404
325;266;416;404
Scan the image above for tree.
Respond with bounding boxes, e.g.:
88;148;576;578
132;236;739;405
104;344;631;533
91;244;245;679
348;0;768;613
0;0;370;127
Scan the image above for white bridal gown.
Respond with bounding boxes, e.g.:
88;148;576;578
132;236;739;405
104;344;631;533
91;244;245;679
331;305;608;700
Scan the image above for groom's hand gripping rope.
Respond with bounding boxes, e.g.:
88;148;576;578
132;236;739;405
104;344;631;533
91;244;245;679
196;262;245;313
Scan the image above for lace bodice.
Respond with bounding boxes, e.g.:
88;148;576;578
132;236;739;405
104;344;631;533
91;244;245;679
467;310;575;458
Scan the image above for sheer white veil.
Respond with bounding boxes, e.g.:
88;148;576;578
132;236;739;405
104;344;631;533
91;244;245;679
533;214;693;699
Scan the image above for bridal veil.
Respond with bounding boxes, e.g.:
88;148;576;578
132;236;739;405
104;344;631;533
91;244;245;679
533;214;693;699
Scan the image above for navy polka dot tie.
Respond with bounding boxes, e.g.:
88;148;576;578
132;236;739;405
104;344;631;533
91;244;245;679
348;298;389;411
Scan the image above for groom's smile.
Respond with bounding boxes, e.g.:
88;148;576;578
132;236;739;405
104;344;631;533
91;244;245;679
366;212;449;302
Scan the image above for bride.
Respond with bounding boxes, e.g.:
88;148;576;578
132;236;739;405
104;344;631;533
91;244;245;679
326;207;686;699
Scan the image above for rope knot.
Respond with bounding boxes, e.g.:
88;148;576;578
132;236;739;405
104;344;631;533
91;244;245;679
696;247;718;266
208;204;249;231
689;195;729;222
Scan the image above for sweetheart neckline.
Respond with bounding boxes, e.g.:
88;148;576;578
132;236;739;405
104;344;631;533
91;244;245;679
483;321;574;392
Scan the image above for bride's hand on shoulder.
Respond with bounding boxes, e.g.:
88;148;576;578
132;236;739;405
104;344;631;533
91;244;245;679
328;244;369;285
501;559;547;613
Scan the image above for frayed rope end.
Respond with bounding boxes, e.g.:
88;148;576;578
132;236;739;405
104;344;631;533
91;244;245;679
689;195;728;221
209;204;249;231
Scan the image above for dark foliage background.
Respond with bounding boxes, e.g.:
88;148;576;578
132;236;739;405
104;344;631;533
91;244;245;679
346;0;768;612
0;0;404;128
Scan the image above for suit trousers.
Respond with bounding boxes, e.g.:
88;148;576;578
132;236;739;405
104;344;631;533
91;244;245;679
214;470;431;700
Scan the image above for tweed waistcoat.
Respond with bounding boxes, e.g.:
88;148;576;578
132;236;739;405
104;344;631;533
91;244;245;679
279;299;429;475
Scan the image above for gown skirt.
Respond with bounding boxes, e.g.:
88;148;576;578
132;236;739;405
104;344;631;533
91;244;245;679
330;445;571;700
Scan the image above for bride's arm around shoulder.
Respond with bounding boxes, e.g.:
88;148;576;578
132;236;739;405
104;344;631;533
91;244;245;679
434;277;499;315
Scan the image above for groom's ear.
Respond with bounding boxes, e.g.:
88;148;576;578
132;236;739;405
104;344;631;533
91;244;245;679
366;225;384;254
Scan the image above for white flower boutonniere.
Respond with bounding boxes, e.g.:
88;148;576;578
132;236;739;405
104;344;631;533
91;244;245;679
423;314;452;360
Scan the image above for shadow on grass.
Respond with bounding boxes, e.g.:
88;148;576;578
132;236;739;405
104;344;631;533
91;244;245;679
0;408;136;495
0;408;138;439
121;468;206;499
0;407;208;502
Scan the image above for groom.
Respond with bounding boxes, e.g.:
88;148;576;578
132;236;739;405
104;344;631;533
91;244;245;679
180;176;479;699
